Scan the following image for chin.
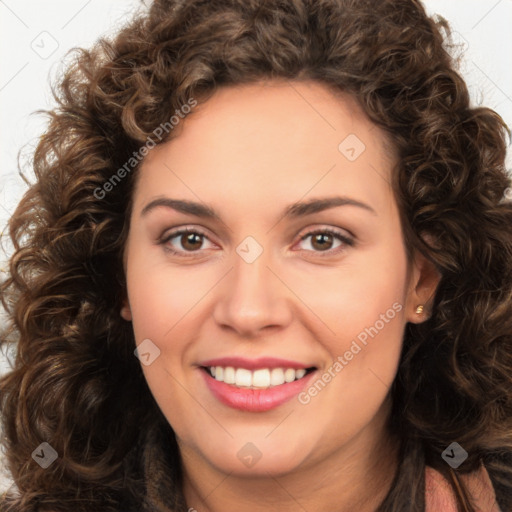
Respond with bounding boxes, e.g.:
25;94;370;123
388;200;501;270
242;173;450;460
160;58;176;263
194;437;314;477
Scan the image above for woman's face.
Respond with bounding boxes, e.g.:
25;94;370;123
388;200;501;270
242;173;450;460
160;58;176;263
122;81;436;477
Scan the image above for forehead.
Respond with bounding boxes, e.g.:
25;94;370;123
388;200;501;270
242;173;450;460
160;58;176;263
134;80;397;218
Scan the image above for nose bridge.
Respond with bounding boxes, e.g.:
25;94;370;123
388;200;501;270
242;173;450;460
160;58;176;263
213;235;291;336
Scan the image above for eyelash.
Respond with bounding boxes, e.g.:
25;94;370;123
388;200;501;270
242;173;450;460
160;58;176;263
159;226;355;259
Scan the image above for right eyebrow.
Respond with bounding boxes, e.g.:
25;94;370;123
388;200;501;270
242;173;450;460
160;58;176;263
140;195;377;220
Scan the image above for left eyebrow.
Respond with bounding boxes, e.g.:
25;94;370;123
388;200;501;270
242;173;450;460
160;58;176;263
284;196;377;217
141;198;221;220
140;195;377;220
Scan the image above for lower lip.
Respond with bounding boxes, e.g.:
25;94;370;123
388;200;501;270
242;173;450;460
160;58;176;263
201;369;316;412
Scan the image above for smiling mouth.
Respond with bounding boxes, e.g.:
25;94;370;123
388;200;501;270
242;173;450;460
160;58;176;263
201;366;317;389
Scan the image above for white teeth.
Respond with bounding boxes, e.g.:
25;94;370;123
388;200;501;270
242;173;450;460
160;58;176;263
295;369;306;379
224;366;236;384
270;368;285;386
235;368;252;387
284;368;296;383
252;369;271;388
207;366;311;388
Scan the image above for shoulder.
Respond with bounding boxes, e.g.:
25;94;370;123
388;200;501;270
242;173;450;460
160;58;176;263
425;464;502;512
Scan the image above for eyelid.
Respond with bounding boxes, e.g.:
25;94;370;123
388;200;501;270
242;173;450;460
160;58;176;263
295;225;355;244
159;224;355;257
292;225;355;257
159;226;217;252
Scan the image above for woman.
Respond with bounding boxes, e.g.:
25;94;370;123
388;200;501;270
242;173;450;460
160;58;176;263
1;0;511;510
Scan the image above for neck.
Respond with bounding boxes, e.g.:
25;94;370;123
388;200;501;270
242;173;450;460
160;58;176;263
180;401;399;512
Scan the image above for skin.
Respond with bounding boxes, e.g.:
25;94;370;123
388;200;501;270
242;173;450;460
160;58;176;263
121;80;440;512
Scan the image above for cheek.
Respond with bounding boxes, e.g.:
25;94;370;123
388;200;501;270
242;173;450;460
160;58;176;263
124;251;206;433
297;249;408;436
303;243;408;352
125;246;203;344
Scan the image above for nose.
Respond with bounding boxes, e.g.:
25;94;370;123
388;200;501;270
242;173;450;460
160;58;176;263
212;245;293;338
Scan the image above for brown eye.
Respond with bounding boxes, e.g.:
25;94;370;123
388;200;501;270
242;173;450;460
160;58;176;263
310;232;335;251
296;228;354;257
180;232;204;251
160;227;215;257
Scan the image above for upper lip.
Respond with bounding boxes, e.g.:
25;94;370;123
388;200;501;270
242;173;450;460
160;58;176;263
199;357;315;370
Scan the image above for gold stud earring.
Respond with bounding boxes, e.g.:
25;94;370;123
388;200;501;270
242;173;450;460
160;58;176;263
415;305;424;315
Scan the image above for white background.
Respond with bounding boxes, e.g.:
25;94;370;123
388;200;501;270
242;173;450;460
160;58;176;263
0;0;511;493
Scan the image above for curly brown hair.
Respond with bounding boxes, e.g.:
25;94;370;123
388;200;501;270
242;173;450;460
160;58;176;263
1;0;511;511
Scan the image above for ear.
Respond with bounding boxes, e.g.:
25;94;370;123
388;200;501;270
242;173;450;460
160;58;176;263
405;248;442;324
120;298;132;322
